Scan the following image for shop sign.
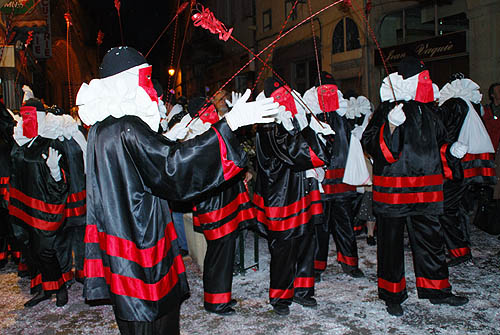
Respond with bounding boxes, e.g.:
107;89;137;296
0;0;35;15
32;0;51;58
375;31;467;66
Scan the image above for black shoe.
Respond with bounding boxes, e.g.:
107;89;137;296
343;267;365;278
447;253;472;267
366;236;376;246
429;294;469;306
56;286;68;307
273;305;290;316
386;303;403;316
180;249;189;257
24;291;51;308
206;307;236;316
229;299;237;307
293;296;317;307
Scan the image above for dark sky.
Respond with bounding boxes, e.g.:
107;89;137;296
79;0;179;72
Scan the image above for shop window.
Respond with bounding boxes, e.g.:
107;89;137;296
332;18;361;54
379;0;469;47
285;0;298;21
263;9;272;32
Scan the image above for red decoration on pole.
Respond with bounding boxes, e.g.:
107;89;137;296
191;5;233;42
114;0;124;44
114;0;121;12
64;12;72;26
343;0;352;7
97;30;104;46
25;30;33;48
366;0;372;15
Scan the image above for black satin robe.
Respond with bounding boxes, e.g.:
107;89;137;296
362;101;461;217
83;115;246;322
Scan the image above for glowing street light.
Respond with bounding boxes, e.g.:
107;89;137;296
168;68;175;76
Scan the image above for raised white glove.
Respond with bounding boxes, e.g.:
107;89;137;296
351;125;364;140
275;106;294;131
165;122;189;141
450;141;468;159
309;116;335;136
224;89;279;131
225;91;242;108
388;103;405;127
42;147;62;182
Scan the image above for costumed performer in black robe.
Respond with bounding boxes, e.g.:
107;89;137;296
361;56;469;316
437;73;496;266
75;46;279;335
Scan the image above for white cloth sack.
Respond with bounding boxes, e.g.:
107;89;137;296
343;135;371;186
458;99;495;154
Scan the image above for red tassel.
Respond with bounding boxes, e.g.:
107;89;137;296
191;5;233;42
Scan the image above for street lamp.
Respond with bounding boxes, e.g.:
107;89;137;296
168;68;175;77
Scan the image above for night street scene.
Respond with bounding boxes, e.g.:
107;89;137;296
0;0;499;334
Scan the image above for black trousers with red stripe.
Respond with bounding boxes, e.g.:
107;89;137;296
11;222;64;294
115;304;180;335
269;231;315;308
377;215;452;304
55;224;86;282
440;180;471;259
0;208;8;264
314;199;359;274
203;230;237;313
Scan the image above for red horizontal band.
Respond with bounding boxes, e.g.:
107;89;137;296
0;187;8;200
31;272;70;290
415;277;450;290
193;192;250;224
337;252;357;266
12;251;21;258
9;187;65;215
84;222;176;267
84;255;185;301
353;225;363;231
322;183;356;194
464;167;496;178
441;144;453;179
294;277;314;288
269;288;294;300
204;292;231;304
314;260;326;271
463;153;494;162
213;127;243;181
0;177;8;184
373;190;443;205
9;205;64;231
253;190;321;219
309;146;325;167
380;123;398;163
65;205;86;217
0;252;6;260
202;207;255;241
449;247;471;258
378;277;406;293
325;168;345;179
373;174;443;188
258;203;323;232
31;274;42;288
67;190;86;203
18;262;28;271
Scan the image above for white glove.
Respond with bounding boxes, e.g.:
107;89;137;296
351;125;364;140
165;122;189;141
225;91;242;108
225;89;279;131
309;116;335;136
388;104;405;127
42;147;62;182
160;119;168;132
450;141;468;159
275;106;294;132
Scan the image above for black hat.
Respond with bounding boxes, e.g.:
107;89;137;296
188;97;209;118
448;72;465;83
23;98;45;112
397;56;427;79
264;77;286;98
152;79;163;98
47;105;65;115
315;71;337;87
99;46;147;78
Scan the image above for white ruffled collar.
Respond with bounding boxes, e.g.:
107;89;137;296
380;72;439;103
76;64;160;132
